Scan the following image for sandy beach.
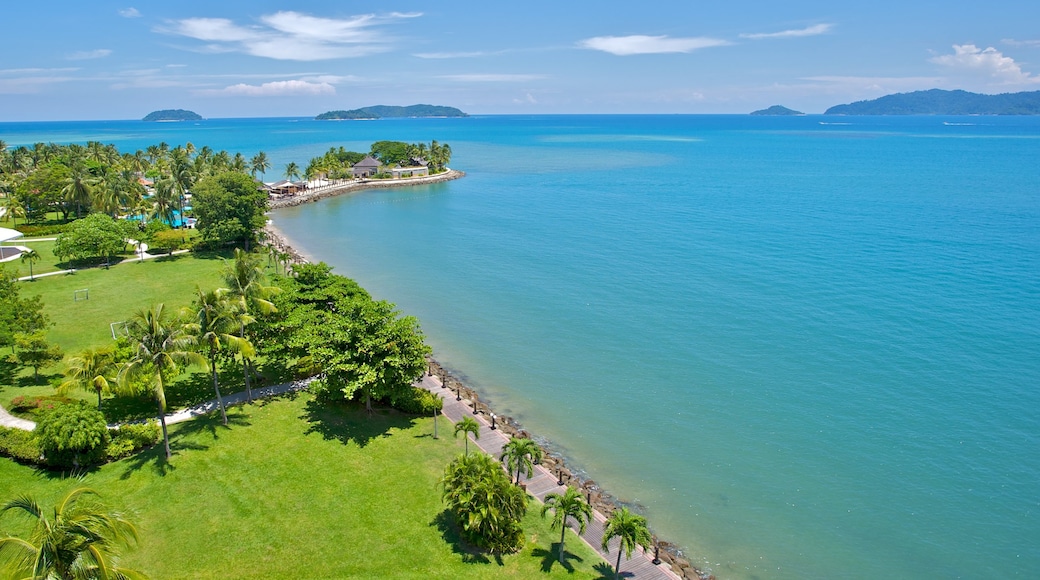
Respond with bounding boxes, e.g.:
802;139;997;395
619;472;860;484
268;169;465;210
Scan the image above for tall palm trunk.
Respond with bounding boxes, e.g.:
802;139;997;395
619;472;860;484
559;517;568;563
211;356;227;425
156;379;171;459
615;549;623;580
96;387;103;411
240;321;253;402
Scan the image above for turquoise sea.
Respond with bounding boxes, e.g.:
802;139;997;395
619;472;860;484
3;115;1038;579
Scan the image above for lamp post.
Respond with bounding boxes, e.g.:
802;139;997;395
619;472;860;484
472;400;479;414
557;468;564;486
490;413;497;430
455;386;461;401
652;546;661;565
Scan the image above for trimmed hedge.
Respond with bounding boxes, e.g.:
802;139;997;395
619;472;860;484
107;421;161;460
0;426;42;464
388;386;444;415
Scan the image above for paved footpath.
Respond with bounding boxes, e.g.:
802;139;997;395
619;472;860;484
1;373;679;578
417;374;681;580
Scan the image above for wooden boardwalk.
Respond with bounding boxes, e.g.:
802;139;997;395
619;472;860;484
418;375;681;580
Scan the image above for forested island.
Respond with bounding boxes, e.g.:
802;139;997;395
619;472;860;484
825;89;1040;115
750;105;804;116
316;104;468;120
142;109;203;122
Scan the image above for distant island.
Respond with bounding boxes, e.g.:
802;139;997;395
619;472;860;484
825;89;1040;115
750;105;803;116
316;104;468;120
142;109;203;122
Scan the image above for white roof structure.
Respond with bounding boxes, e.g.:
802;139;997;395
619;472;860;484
0;227;24;244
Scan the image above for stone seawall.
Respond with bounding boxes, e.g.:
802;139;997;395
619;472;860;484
268;169;465;210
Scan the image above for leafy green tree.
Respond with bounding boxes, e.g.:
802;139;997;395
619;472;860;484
453;416;480;456
192;172;269;249
184;288;254;425
15;162;70;223
369;141;411;165
0;266;49;352
19;247;40;281
52;213;135;265
58;346;117;410
305;297;430;412
500;437;543;484
601;507;653;579
34;402;111;468
0;488;145;579
120;304;204;459
541;486;593;565
14;331;63;381
441;452;528;553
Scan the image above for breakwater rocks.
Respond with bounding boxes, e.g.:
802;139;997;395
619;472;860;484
268;169;465;209
427;359;714;580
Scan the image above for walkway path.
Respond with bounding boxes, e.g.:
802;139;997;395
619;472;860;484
1;371;679;578
15;248;192;282
417;374;680;580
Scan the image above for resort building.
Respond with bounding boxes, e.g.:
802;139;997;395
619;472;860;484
352;156;383;178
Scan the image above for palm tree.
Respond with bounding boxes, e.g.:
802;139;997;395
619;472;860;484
221;249;278;400
250;151;270;180
151;177;178;226
601;507;653;579
0;488;145;580
500;437;543;484
542;486;593;565
284;162;301;181
62;163;95;219
453;416;480;455
184;288;254;425
58;347;117;411
2;195;24;226
20;248;40;281
120;304;204;459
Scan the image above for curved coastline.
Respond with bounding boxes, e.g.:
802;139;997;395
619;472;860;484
265;190;713;580
268;169;465;210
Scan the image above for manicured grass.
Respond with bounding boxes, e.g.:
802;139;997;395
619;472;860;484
0;395;609;579
6;239;62;277
1;250;232;407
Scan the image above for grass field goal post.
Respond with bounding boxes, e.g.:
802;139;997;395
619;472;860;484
110;321;129;340
73;288;89;301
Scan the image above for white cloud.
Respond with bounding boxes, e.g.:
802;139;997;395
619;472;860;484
197;79;336;97
0;68;80;93
579;35;730;56
1003;38;1040;48
740;23;833;40
68;49;112;60
415;51;487;59
439;74;546;82
930;44;1038;85
802;76;943;92
162;11;418;61
119;7;141;18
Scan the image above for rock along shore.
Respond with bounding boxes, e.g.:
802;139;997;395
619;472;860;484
267;169;465;210
264;181;713;580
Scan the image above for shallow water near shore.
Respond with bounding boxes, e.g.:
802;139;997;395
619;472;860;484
6;115;1039;578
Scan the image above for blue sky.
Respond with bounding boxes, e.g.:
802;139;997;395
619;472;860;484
2;0;1039;120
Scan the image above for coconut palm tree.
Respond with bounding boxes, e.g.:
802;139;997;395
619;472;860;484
284;162;301;181
2;195;24;226
151;177;178;226
120;304;204;459
541;486;593;565
601;507;653;579
58;347;117;411
500;437;543;484
20;248;40;281
221;249;278;401
0;487;145;580
250;151;270;180
453;416;480;455
62;163;95;219
183;288;254;425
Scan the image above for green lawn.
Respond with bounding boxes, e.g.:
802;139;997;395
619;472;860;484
1;250;232;407
0;395;609;579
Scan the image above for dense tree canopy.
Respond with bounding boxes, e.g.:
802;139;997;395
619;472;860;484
191;171;269;249
52;212;136;264
0;265;49;351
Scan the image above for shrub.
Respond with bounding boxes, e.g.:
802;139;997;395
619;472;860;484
388;386;443;415
442;452;528;553
0;426;42;463
9;394;78;417
106;421;160;460
148;229;190;255
34;402;111;468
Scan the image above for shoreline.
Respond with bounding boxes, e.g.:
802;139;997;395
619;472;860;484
267;169;465;210
263;220;713;580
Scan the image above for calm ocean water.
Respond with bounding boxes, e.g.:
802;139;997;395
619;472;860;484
4;115;1038;579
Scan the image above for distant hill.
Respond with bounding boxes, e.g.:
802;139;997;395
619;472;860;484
825;89;1040;115
316;104;468;120
750;105;803;116
142;109;202;121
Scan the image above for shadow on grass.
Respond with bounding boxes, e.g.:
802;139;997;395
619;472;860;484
12;370;61;389
103;369;236;424
117;407;251;480
594;562;622;578
429;509;497;565
299;398;418;448
532;544;583;573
